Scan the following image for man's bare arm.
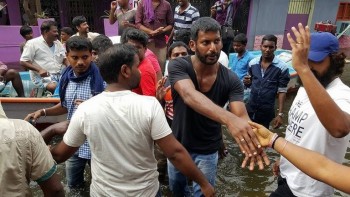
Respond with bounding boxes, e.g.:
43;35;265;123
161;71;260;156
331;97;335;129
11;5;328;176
24;103;68;122
173;79;260;157
50;141;79;163
20;61;47;75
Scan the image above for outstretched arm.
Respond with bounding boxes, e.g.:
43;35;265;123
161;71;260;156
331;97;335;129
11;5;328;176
24;102;68;122
174;79;260;159
287;23;350;138
249;121;350;194
274;137;350;194
20;61;49;77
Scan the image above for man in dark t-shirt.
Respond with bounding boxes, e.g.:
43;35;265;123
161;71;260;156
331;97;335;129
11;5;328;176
168;17;269;196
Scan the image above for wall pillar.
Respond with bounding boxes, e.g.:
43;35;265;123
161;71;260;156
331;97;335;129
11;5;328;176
7;0;21;25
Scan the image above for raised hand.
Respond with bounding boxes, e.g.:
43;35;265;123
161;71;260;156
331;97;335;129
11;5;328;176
110;1;118;10
286;23;311;73
156;76;171;102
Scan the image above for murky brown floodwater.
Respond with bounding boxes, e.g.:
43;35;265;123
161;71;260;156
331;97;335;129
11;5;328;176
31;65;350;197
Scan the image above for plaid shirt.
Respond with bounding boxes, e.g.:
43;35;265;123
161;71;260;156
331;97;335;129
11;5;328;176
62;76;106;159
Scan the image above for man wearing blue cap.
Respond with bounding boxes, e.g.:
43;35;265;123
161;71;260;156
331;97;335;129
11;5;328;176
271;24;350;197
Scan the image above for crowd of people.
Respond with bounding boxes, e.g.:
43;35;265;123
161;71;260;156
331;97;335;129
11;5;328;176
0;0;350;197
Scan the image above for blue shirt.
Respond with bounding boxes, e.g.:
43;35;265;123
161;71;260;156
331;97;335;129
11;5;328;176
229;51;254;80
246;56;290;111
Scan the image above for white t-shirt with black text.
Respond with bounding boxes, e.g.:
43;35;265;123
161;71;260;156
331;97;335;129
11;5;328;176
280;78;350;197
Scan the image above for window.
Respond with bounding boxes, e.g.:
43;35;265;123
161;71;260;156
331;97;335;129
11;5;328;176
337;2;350;21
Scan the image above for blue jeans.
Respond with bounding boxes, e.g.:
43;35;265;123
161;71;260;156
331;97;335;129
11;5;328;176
65;151;90;189
155;186;162;197
168;151;218;197
248;108;275;129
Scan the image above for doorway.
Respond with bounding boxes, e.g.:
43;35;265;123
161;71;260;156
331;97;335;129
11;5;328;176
283;0;312;49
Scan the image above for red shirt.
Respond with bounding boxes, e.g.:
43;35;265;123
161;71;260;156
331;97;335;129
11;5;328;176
145;49;161;73
132;58;156;96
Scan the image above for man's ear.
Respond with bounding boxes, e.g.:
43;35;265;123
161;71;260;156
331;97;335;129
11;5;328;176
120;64;131;78
189;40;196;53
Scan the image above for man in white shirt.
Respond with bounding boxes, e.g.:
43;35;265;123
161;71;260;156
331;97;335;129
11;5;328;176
20;20;67;93
0;102;64;196
50;44;215;196
272;26;350;197
72;15;100;41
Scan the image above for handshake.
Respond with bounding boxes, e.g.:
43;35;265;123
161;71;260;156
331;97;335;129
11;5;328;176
248;121;278;149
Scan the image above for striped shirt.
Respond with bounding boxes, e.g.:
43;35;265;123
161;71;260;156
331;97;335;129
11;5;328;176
174;4;200;33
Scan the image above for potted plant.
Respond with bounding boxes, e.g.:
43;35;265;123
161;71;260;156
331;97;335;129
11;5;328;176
35;11;55;27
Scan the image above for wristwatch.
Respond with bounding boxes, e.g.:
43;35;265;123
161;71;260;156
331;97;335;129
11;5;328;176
278;112;284;117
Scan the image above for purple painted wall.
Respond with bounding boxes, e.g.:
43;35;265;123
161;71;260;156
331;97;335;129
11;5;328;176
103;18;118;36
282;14;309;50
6;0;21;25
0;26;40;68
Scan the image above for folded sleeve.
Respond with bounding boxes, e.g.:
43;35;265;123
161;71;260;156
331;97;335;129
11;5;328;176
27;122;57;182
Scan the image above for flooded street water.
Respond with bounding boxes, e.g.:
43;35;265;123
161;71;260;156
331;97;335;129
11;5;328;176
31;66;350;196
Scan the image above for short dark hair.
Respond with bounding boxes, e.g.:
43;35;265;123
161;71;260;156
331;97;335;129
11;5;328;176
65;36;92;53
262;34;277;45
167;41;190;58
61;27;74;36
121;28;149;47
191;17;221;41
72;16;87;28
40;20;57;34
20;25;33;37
99;44;138;83
233;33;247;45
92;35;113;54
175;29;191;46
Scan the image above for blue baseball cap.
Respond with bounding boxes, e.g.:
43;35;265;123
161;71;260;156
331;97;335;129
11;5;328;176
308;32;339;62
